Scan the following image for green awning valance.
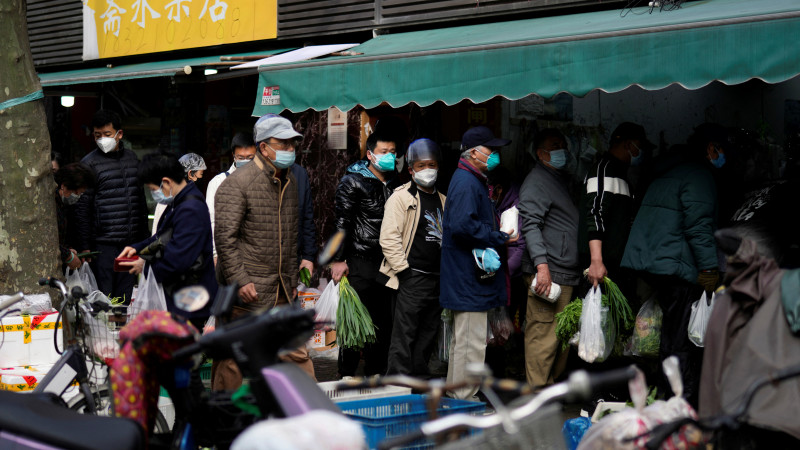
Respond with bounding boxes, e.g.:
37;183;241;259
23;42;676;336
252;0;800;115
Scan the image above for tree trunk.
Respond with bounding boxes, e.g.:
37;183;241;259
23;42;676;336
0;0;59;293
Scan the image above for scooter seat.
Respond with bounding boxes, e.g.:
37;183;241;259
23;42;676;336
0;391;144;450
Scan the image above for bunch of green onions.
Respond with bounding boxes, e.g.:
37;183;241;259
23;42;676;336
336;276;377;349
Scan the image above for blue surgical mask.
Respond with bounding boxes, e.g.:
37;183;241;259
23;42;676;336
234;159;251;168
711;150;726;169
272;150;296;169
547;149;567;169
61;193;82;206
370;152;396;172
486;152;501;171
152;183;174;205
629;143;644;167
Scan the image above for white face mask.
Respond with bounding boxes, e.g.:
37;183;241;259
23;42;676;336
413;168;438;188
96;130;120;153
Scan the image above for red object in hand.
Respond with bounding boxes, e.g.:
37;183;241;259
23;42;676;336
114;256;139;272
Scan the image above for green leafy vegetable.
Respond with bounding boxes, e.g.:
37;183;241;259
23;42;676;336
336;276;377;349
299;267;311;287
603;277;635;334
555;298;583;350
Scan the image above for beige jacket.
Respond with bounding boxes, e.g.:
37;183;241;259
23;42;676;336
379;181;446;290
214;152;298;307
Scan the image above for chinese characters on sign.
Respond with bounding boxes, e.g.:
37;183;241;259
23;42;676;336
261;86;280;106
84;0;277;59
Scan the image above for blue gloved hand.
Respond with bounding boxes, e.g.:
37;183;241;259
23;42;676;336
472;248;501;273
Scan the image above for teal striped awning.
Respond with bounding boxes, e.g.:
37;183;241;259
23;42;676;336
252;0;800;115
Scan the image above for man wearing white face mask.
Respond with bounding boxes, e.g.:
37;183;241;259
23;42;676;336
75;109;148;302
518;128;580;391
379;139;447;376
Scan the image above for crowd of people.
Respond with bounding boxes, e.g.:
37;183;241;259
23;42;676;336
54;107;747;406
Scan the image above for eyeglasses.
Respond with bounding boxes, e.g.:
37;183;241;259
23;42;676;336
266;139;298;151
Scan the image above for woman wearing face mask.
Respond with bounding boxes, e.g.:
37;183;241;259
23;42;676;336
117;152;217;328
55;163;95;270
178;153;207;182
152;153;208;235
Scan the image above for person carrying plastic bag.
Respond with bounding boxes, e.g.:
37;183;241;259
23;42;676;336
116;152;217;330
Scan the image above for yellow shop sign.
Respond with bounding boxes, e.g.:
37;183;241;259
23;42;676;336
83;0;277;59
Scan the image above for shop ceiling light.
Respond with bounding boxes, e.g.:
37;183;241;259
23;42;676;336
204;68;218;76
60;96;75;107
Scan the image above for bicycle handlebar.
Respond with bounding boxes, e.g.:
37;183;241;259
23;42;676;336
377;366;636;449
0;292;25;312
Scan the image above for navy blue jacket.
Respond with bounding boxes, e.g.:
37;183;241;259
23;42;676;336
132;182;217;319
291;164;317;262
440;160;508;312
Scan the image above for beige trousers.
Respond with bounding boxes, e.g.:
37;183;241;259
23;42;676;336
524;274;573;390
446;310;488;401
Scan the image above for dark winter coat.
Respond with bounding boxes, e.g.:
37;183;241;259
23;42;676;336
440;159;508;312
621;154;718;283
132;182;217;319
291;164;317;262
74;143;148;250
333;160;400;262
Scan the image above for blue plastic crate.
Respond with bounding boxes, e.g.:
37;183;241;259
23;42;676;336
337;394;485;449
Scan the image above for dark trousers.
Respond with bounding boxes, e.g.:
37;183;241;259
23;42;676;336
338;256;394;377
92;242;136;302
386;271;441;376
647;274;704;407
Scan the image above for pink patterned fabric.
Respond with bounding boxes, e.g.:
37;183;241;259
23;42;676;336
110;310;196;435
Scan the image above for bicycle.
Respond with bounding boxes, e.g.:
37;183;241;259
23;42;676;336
31;277;170;430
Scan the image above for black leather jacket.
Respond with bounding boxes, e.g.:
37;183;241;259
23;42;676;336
74;143;149;249
334;160;399;262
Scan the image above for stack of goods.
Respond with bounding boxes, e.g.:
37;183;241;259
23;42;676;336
0;293;60;393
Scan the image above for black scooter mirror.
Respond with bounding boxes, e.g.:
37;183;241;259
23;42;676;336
318;230;346;267
174;285;210;312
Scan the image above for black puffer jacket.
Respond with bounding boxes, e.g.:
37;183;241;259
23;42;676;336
334;160;399;262
74;143;149;249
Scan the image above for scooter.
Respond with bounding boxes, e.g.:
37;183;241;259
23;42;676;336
0;283;339;450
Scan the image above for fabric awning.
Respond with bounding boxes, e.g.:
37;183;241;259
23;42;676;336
252;0;800;116
39;49;294;87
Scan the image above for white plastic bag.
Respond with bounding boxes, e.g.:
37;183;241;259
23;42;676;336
578;367;652;450
631;296;662;357
64;262;98;294
129;267;167;320
688;291;715;347
314;280;339;327
79;263;99;293
578;286;615;363
499;206;519;238
641;357;702;449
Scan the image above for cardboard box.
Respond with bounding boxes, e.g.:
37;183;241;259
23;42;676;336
0;313;63;366
307;330;337;350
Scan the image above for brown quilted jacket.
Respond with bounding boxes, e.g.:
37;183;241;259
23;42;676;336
214;152;298;307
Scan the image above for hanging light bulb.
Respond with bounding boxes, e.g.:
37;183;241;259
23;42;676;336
60;96;75;107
